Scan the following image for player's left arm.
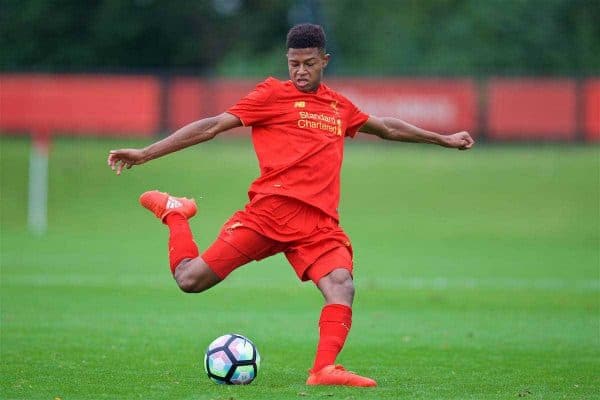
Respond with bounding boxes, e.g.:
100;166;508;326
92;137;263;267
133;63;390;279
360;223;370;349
359;115;474;150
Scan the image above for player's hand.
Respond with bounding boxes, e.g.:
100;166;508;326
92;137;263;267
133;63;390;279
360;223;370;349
107;148;147;175
443;131;474;150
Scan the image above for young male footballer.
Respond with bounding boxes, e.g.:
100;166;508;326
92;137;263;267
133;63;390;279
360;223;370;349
107;23;474;387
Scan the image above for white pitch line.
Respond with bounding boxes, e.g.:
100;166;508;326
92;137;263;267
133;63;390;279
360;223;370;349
2;274;599;291
358;277;600;291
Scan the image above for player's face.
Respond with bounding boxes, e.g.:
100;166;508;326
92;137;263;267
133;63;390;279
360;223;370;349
287;48;330;93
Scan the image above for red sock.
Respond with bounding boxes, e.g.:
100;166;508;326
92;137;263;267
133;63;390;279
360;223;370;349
312;304;352;372
165;213;199;274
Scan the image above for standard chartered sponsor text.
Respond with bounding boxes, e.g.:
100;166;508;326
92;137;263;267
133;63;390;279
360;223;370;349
297;111;340;135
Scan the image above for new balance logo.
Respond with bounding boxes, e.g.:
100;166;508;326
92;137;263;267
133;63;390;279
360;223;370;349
294;101;306;108
166;197;182;209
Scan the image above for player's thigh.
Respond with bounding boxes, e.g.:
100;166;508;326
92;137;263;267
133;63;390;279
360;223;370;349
307;245;354;286
202;226;281;280
285;240;354;284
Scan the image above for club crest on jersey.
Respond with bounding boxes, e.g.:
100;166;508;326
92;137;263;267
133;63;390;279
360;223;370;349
330;101;340;117
294;101;306;108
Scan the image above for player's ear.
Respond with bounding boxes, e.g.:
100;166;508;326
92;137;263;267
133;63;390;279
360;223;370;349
322;53;331;68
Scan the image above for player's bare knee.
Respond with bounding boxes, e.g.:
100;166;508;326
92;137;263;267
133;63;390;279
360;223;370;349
340;277;355;300
320;268;355;301
173;260;220;293
173;262;199;293
173;271;196;292
177;274;217;293
331;268;354;287
175;277;194;293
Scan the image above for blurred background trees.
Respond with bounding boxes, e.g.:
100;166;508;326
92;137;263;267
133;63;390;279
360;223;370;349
1;0;599;76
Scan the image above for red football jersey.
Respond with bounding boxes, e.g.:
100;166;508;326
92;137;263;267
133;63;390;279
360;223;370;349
227;77;369;220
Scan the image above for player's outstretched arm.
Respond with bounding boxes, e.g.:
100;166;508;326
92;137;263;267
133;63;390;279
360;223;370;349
359;115;474;150
107;112;242;175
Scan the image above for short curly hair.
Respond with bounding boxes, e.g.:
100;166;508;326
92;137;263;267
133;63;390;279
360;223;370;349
286;23;326;51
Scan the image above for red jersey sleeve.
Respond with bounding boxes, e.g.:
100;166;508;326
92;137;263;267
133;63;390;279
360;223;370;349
342;96;369;138
227;77;279;126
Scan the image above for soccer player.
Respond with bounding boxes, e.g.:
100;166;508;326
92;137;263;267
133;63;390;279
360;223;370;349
107;23;474;387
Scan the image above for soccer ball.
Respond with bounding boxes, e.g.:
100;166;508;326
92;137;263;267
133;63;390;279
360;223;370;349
204;333;260;385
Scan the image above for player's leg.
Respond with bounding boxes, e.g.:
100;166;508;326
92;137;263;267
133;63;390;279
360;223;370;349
302;247;376;387
177;221;283;292
171;256;222;293
169;233;260;293
315;267;354;306
139;190;221;292
139;190;273;293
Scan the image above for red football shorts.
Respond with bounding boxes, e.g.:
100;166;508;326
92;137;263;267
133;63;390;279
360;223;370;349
201;195;353;284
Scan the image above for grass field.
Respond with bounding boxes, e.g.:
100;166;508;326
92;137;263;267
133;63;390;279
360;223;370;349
1;136;598;399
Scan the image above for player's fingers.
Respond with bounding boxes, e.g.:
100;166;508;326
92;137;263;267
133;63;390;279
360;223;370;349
108;152;121;169
111;159;121;171
116;161;125;175
457;138;470;150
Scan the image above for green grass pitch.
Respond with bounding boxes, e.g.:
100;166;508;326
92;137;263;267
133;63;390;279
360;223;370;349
1;136;598;399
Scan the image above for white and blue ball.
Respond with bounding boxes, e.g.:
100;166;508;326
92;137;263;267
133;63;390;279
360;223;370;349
204;333;260;385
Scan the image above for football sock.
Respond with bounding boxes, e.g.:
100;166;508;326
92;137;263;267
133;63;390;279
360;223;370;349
312;303;352;372
165;213;199;274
